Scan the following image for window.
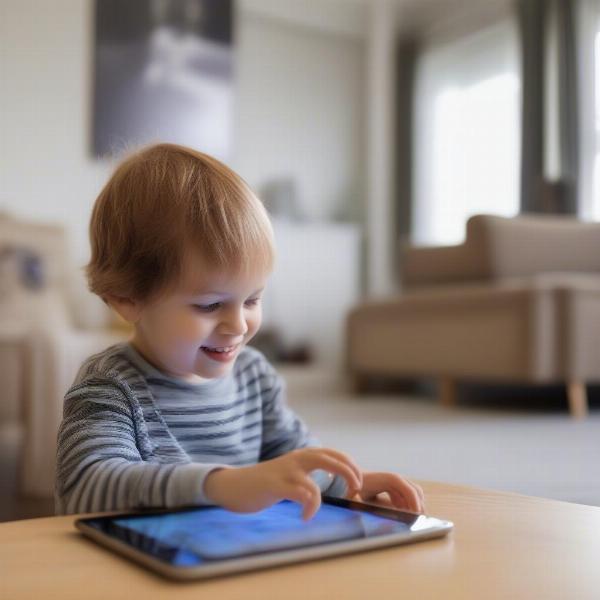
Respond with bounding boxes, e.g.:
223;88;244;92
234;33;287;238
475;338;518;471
413;21;521;245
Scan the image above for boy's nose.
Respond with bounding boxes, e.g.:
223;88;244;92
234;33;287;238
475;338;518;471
218;307;249;337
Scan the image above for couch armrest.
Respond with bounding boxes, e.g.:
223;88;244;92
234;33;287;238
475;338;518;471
401;242;487;289
479;214;600;277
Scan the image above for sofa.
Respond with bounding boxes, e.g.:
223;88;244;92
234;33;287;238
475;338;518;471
347;214;600;418
0;213;126;497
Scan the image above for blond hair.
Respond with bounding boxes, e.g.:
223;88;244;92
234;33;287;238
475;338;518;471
87;143;275;302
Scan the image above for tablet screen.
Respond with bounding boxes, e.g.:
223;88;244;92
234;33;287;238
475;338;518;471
87;499;425;567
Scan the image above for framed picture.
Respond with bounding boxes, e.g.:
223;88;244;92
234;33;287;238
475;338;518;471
93;0;233;158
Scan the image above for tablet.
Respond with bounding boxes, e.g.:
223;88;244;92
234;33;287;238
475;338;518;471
75;496;453;580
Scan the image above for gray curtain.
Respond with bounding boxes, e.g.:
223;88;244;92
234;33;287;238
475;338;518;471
395;39;417;244
517;0;580;214
517;0;546;213
556;0;580;214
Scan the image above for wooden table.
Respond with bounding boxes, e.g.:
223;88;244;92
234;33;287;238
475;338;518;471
1;481;598;599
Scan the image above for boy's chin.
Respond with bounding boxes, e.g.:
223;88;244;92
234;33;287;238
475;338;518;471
181;364;231;384
194;356;237;378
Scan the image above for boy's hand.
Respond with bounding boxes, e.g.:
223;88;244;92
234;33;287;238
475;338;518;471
203;447;363;521
349;472;425;514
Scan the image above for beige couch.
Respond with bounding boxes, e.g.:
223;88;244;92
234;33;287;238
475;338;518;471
347;214;600;418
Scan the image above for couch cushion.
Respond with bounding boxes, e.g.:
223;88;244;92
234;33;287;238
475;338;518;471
347;273;600;382
474;214;600;278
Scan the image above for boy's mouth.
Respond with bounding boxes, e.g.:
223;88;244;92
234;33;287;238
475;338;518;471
200;344;240;363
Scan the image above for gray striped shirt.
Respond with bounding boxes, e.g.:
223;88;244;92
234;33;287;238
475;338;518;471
55;343;346;515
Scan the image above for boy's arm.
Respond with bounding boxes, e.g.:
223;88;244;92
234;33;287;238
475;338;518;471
258;367;350;499
259;371;314;459
55;378;226;515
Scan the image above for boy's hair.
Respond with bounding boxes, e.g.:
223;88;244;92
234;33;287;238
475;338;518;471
87;143;275;302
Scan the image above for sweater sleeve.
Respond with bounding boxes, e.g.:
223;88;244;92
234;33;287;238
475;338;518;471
259;369;315;460
55;377;226;515
257;364;349;499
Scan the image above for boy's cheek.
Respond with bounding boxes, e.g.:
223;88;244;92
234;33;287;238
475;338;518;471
247;313;262;338
174;318;210;343
245;326;258;340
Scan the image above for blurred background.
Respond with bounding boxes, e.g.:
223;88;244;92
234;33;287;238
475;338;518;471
1;0;599;521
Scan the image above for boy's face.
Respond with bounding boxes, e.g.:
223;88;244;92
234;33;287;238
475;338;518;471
130;261;268;383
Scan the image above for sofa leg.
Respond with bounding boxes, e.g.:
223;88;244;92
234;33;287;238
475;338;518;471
566;381;588;419
439;377;457;408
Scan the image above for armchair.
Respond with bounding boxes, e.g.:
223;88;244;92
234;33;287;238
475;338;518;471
0;213;125;497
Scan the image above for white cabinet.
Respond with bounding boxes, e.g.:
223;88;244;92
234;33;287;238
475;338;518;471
262;220;361;368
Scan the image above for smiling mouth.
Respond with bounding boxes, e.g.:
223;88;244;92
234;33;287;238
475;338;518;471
201;345;238;353
200;344;241;362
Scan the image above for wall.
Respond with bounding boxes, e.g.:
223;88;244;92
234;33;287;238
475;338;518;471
235;9;365;223
0;0;366;265
0;0;106;265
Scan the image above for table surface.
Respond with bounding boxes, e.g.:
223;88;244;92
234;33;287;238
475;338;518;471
1;480;598;599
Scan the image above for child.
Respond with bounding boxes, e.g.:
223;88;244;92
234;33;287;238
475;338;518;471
55;143;424;519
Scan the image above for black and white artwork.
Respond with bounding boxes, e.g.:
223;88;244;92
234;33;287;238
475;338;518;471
93;0;233;158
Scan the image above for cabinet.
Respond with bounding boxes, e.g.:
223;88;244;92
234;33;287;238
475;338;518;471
262;220;361;368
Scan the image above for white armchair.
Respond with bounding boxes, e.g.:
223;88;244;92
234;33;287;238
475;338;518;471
0;213;126;497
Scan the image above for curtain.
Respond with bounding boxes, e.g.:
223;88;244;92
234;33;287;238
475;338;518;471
519;0;594;215
577;0;600;219
518;0;546;212
557;0;580;213
395;39;417;247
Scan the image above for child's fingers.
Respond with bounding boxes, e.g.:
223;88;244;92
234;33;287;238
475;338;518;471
390;486;425;514
411;482;426;511
390;479;425;510
285;483;311;507
389;489;414;512
282;478;322;521
295;449;362;493
397;480;425;513
369;472;422;513
294;479;322;521
306;479;323;520
316;448;363;490
285;482;319;520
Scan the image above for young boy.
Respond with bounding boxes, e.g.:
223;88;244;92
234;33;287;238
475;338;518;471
55;143;424;519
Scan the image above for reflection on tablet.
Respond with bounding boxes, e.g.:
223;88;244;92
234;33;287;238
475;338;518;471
111;500;417;562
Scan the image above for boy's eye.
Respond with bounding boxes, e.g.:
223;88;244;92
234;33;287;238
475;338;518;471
192;298;260;312
193;302;222;313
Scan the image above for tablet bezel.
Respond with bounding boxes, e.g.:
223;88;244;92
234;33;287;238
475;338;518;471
75;496;453;581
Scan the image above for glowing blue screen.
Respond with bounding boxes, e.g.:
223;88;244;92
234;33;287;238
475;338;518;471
102;500;419;567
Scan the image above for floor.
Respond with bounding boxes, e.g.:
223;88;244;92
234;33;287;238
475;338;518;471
281;368;600;507
2;366;599;522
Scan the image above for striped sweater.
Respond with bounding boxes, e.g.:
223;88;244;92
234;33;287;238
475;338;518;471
55;343;346;515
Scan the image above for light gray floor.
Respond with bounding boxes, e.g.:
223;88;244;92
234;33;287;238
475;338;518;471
281;366;600;507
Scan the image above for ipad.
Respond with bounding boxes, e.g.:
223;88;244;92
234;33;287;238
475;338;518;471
75;496;453;580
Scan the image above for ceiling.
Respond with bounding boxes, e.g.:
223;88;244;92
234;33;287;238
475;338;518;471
392;0;514;39
240;0;515;41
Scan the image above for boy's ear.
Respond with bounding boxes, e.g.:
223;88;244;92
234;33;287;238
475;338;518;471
105;295;143;324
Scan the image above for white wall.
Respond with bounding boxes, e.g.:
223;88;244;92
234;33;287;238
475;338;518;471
0;0;366;264
0;0;107;265
234;10;365;222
